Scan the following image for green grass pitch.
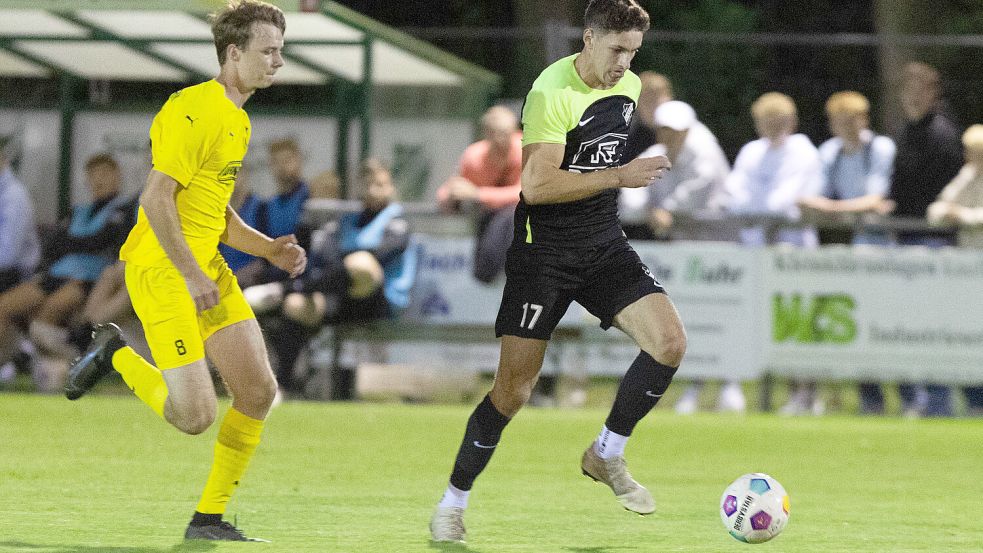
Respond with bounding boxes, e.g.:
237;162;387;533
1;393;981;552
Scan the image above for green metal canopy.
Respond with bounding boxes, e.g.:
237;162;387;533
0;0;501;215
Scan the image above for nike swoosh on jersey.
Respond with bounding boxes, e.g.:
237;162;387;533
578;116;596;127
472;441;497;449
645;391;664;398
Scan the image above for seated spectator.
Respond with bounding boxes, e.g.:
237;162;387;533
0;134;40;294
56;260;133;359
308;168;340;200
0;153;133;386
797;91;897;415
218;167;265;286
264;137;311;251
222;138;310;288
722;91;823;247
798;90;896;247
927;124;983;415
247;159;417;399
437;105;521;283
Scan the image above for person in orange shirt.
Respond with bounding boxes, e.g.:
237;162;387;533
437;105;522;283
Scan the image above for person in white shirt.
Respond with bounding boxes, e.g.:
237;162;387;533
722;92;823;415
927;124;983;415
642;100;730;240
632;100;743;413
722;92;823;247
927;124;983;247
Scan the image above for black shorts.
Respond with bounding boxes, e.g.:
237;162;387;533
494;237;666;340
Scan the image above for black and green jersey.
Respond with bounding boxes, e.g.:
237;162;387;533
516;53;641;246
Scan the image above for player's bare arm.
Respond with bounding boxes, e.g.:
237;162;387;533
140;169;219;312
521;142;671;205
222;205;307;278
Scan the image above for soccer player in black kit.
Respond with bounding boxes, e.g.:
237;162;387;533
430;0;685;543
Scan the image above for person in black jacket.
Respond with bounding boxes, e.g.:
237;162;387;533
874;61;964;417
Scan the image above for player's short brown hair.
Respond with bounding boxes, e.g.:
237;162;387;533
84;153;119;172
584;0;650;34
211;0;286;65
825;91;870;117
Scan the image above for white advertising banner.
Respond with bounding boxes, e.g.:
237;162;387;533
619;241;762;379
762;246;983;384
403;237;762;379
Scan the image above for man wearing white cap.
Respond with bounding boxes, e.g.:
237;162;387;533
638;101;743;413
640;100;730;238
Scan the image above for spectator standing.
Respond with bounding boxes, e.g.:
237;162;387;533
799;91;896;242
621;72;674;238
437;106;521;284
723;92;823;248
927;124;983;415
721;92;823;415
797;91;897;415
633;100;740;413
643;100;730;239
0;134;40;293
883;61;963;417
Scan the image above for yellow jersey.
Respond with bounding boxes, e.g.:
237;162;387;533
120;79;250;268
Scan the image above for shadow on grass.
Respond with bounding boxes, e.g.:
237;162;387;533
562;547;639;553
0;541;217;553
428;540;486;553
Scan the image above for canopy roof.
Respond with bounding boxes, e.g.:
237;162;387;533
0;3;499;92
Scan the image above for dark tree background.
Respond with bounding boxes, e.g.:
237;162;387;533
337;0;983;159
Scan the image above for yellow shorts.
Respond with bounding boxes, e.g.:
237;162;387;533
125;255;255;370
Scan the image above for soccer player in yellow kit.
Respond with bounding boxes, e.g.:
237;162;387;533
64;0;306;542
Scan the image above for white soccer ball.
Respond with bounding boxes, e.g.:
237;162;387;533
720;473;790;544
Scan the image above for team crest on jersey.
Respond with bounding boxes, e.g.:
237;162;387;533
622;103;635;125
569;132;628;171
218;161;242;185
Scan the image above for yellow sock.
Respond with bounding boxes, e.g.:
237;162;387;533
111;346;168;418
196;407;265;515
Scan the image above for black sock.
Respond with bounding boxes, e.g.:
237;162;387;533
605;351;678;436
67;322;94;352
448;394;511;491
189;511;222;527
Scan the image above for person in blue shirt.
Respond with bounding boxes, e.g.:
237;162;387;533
219;138;309;287
798;91;896;245
796;91;897;415
217;169;264;284
0;153;133;371
0;135;41;294
247;158;416;398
